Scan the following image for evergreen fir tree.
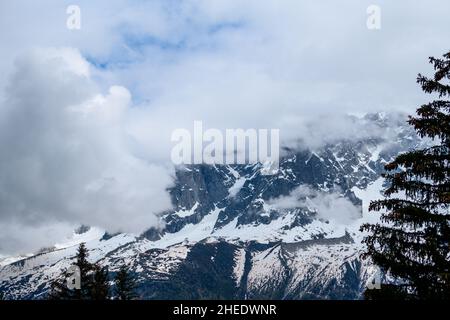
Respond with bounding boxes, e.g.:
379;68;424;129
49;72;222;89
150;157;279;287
48;268;78;300
49;242;112;300
361;51;450;300
90;265;110;300
75;242;95;299
49;242;94;300
114;266;137;300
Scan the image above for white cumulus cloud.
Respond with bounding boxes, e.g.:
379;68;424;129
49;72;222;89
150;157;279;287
0;48;173;254
268;186;362;225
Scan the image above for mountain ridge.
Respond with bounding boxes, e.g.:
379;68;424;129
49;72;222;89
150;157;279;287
0;112;422;299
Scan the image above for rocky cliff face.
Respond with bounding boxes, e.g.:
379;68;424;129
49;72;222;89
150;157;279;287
0;113;423;299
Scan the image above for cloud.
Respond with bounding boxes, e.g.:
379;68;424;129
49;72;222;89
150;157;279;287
0;48;173;254
0;221;76;256
61;0;449;151
3;1;450;118
268;186;362;225
1;1;449;152
1;1;450;254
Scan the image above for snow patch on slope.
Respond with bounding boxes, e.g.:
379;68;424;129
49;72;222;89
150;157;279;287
154;207;222;248
228;177;246;198
54;227;106;250
174;202;199;218
233;248;246;286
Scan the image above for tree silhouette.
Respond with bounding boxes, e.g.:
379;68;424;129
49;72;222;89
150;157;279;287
114;266;137;300
49;242;111;300
90;265;110;300
361;51;450;300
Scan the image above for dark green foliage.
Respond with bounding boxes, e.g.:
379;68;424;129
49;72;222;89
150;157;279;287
114;266;137;300
91;265;110;300
361;51;450;300
364;284;410;300
49;242;111;300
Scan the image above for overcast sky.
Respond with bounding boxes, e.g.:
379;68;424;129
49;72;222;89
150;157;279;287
0;0;449;255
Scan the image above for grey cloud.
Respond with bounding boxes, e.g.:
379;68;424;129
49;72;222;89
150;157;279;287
268;185;362;225
0;48;173;254
1;1;450;254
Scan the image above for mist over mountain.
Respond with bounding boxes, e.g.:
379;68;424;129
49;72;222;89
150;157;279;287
0;112;425;299
1;1;449;302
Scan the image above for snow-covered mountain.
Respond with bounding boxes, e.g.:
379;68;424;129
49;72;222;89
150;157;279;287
0;113;424;299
